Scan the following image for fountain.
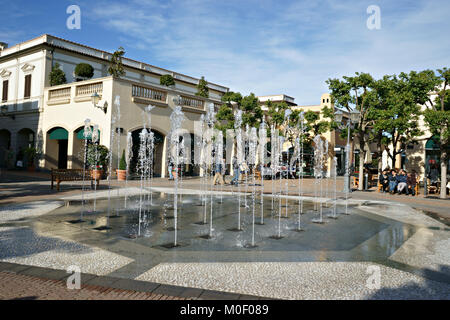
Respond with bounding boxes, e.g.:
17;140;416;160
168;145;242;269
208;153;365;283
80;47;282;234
114;96;121;216
245;126;258;248
312;135;325;224
283;109;292;218
168;98;185;246
231;110;244;232
124;132;133;208
137;128;148;237
105;114;116;226
258;119;267;225
327;156;338;219
79;118;92;223
91;124;100;213
271;134;284;240
295;111;305;231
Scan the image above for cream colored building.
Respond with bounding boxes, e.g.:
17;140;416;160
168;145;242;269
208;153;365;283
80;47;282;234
0;34;228;177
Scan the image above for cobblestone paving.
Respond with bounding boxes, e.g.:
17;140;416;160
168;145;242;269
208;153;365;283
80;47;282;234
0;271;189;300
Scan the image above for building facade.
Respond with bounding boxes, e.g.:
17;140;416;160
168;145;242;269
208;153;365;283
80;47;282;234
0;34;228;177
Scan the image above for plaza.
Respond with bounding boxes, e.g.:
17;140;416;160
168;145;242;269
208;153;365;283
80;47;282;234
0;170;449;300
1;7;450;303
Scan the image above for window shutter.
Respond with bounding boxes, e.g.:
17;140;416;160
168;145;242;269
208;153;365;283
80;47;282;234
24;74;31;99
2;80;8;102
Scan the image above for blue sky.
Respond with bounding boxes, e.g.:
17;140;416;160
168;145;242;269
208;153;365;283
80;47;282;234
1;0;449;105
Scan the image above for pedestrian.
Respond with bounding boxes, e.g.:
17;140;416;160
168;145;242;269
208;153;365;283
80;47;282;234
396;170;408;195
406;171;417;196
213;160;224;185
388;169;398;194
168;157;174;180
231;155;239;185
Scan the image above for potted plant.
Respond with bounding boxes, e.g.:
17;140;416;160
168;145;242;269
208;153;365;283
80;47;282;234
87;144;109;180
74;63;94;81
160;74;175;87
116;149;127;181
24;146;37;171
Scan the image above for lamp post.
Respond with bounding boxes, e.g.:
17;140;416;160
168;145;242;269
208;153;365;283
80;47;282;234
334;109;360;215
91;92;107;113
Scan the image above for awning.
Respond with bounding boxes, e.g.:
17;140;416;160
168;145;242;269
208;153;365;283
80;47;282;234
77;128;100;140
49;128;68;140
425;136;440;150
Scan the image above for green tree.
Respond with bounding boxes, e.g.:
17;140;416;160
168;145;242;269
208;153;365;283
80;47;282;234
74;63;94;80
49;63;66;86
108;47;126;78
372;71;432;169
196;76;209;98
423;67;450;199
327;72;375;190
240;93;263;128
160;74;175;86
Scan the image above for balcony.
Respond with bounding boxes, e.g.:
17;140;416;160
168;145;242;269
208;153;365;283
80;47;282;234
131;84;167;106
47;79;105;106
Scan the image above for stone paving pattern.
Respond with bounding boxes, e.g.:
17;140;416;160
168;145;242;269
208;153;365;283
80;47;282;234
1;170;449;300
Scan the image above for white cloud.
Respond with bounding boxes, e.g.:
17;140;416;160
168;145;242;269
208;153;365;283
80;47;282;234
85;0;450;105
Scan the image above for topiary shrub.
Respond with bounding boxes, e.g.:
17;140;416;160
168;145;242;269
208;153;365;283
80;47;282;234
160;74;175;87
74;63;94;80
119;149;127;170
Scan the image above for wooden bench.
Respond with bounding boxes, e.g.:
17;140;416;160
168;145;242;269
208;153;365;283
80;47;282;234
377;181;419;195
51;169;99;191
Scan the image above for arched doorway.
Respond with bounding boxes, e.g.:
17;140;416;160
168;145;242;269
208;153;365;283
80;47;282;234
16;128;35;167
46;127;69;169
73;126;101;169
0;129;11;168
130;128;165;177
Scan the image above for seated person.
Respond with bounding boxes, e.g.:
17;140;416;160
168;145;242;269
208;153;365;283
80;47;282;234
396;170;408;195
379;170;389;192
388;170;398;194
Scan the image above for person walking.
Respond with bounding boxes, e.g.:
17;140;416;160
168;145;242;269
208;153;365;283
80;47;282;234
168;157;174;180
213;160;224;185
406;171;417;196
231;155;240;185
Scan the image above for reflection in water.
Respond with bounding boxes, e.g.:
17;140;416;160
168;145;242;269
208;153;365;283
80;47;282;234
24;193;417;266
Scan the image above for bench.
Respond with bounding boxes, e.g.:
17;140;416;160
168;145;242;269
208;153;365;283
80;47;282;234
51;169;99;191
377;182;419;195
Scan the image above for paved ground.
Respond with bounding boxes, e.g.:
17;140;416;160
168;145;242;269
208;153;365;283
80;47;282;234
0;261;262;300
1;169;449;300
1;170;449;223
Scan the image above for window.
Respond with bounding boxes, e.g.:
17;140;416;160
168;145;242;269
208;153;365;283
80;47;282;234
24;74;32;99
2;80;8;102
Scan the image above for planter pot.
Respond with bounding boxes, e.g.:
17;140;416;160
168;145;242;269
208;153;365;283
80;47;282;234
116;169;127;181
91;169;103;181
